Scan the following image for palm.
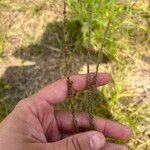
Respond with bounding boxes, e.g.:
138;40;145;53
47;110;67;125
20;101;58;143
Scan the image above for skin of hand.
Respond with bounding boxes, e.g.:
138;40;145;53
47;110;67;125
0;73;132;150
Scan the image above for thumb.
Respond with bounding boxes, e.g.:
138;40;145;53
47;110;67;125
40;131;105;150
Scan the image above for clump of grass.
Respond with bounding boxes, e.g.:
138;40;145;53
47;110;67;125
67;0;150;149
67;0;150;62
67;0;127;61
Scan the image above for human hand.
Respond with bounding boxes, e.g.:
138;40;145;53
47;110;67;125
0;73;132;150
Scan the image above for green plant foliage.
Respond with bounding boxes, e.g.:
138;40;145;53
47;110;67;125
67;0;126;61
0;80;14;121
67;0;150;62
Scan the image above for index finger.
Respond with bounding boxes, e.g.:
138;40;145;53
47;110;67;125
31;73;112;105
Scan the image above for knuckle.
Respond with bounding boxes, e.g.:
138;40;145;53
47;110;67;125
16;100;26;107
15;99;28;110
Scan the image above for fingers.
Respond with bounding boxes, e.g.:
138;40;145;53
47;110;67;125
102;142;128;150
32;73;112;105
34;131;105;150
58;135;128;150
30;135;128;150
55;111;132;140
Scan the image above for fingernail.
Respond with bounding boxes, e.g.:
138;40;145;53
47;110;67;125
90;133;105;150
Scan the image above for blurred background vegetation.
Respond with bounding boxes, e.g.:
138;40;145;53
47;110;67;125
0;0;150;149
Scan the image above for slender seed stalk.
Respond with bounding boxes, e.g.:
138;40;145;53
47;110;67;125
94;19;111;83
86;1;95;130
63;0;79;133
